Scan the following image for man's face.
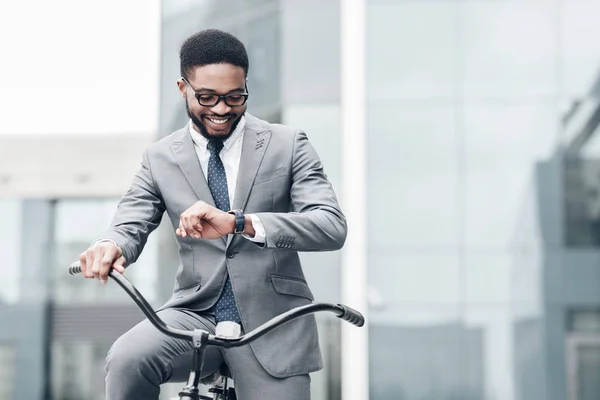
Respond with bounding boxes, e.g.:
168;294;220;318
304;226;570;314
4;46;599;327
178;63;247;140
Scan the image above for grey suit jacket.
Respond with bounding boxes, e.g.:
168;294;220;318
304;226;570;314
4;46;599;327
99;113;347;378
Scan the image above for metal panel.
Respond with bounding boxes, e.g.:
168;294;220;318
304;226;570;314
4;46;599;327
566;335;600;400
0;342;16;399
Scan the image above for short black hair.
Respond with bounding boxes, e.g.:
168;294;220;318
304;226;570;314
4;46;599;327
180;29;249;79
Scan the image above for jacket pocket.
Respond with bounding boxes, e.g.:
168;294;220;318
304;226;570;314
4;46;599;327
254;167;288;185
271;274;314;301
175;282;202;299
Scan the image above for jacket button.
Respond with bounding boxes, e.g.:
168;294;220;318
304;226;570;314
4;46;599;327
226;251;235;259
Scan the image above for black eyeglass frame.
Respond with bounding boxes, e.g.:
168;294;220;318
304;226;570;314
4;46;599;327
182;77;249;107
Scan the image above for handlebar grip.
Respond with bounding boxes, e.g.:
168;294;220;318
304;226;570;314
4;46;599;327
69;261;82;275
336;304;365;327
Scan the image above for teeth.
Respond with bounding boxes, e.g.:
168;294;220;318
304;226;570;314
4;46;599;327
208;118;229;125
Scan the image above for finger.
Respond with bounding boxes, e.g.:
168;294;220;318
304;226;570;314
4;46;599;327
113;256;126;274
183;213;203;238
79;252;88;277
193;216;204;233
182;213;193;232
179;216;189;237
91;247;104;280
182;214;199;238
99;248;117;284
189;216;203;238
84;251;95;279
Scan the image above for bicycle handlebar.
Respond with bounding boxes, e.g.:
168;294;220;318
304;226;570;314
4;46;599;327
68;262;364;347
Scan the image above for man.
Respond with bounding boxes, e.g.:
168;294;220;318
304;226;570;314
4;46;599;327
78;29;346;400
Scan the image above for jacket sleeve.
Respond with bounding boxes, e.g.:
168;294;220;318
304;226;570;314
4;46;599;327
253;130;347;251
97;150;166;265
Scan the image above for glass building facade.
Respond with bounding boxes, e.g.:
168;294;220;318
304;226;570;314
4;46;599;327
363;2;600;400
2;0;600;399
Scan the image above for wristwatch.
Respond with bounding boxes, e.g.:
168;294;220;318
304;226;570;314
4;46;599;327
227;209;245;234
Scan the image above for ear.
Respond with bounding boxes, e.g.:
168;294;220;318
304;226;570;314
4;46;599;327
176;79;186;98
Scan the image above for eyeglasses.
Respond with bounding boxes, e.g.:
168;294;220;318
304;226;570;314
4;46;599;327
182;77;249;107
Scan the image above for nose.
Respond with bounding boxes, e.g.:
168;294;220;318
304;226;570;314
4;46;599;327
211;99;231;116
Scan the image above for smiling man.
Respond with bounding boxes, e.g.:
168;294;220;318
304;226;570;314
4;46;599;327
77;29;347;400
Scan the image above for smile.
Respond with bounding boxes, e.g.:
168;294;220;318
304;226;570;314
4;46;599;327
207;117;230;125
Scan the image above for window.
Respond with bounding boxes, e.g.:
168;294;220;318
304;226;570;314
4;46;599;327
0;200;22;304
0;344;16;399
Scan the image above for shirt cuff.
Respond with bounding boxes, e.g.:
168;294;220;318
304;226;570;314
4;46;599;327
242;214;266;243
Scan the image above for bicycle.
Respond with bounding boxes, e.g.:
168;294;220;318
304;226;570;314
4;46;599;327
68;262;365;400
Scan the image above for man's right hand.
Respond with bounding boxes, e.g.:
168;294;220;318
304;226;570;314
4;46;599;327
79;241;126;284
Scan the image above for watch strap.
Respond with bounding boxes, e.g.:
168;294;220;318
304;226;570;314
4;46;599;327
228;209;245;234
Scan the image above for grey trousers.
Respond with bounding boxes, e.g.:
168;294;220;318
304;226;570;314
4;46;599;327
105;308;310;400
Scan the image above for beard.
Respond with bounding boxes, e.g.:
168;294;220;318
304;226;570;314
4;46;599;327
186;98;245;141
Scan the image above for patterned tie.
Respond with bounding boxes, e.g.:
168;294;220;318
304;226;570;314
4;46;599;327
206;140;241;324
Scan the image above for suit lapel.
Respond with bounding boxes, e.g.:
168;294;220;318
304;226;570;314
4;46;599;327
228;115;271;247
232;116;271;211
171;129;217;208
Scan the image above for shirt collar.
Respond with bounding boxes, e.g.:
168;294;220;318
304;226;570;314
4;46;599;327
188;115;246;152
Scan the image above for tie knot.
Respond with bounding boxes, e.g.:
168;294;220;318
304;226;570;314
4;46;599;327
207;140;224;155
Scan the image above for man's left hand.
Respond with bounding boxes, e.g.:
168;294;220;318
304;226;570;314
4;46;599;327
176;201;235;239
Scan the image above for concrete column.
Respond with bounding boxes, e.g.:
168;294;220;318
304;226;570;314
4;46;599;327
340;1;369;399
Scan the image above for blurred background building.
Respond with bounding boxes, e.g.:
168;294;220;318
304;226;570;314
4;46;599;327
1;0;600;399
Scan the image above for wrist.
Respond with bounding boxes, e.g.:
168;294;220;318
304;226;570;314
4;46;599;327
243;215;256;237
228;214;236;234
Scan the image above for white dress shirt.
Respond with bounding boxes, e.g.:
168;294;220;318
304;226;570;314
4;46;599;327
188;116;265;243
